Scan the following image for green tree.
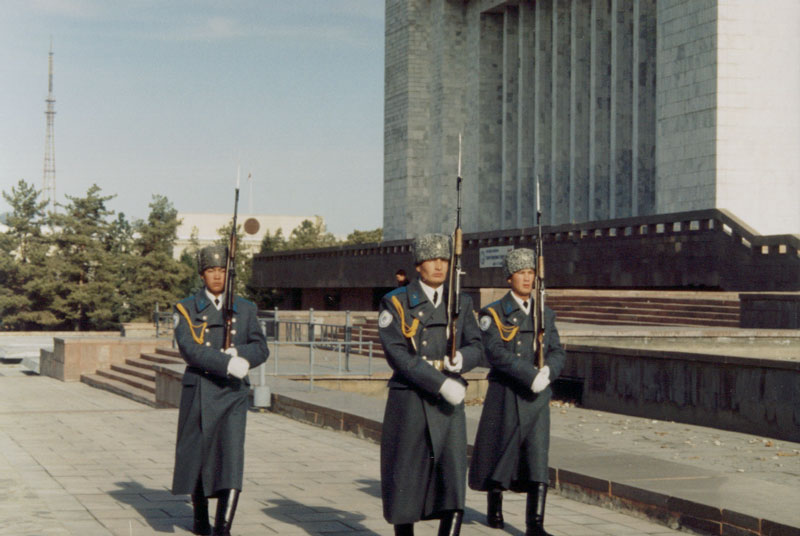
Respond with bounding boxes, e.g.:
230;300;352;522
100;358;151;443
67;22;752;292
258;228;287;253
287;216;337;250
343;227;382;245
178;226;203;296
0;180;59;329
124;196;193;320
48;184;124;330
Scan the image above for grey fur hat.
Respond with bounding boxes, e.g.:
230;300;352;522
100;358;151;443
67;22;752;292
503;247;536;278
197;245;228;274
412;233;451;264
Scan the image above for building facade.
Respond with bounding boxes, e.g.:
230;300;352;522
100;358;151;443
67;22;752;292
383;0;800;240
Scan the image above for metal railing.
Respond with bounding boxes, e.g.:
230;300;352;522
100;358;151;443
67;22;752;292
253;308;376;391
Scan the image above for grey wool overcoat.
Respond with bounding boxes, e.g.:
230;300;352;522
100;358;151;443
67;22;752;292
378;279;484;524
171;289;268;498
468;291;565;492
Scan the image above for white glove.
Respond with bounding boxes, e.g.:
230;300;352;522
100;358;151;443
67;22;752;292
439;378;466;405
227;355;250;379
531;365;551;393
224;347;238;358
443;351;463;373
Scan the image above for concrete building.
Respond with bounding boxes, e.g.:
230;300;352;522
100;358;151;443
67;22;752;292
174;213;313;259
383;0;800;240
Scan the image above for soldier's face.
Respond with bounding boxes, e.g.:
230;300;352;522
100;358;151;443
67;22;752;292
416;258;449;288
508;268;535;299
202;267;226;296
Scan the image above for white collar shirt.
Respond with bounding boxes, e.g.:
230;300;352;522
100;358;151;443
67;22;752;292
205;289;223;311
511;292;532;316
419;280;443;308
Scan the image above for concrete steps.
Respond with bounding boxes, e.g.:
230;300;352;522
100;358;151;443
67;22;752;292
546;292;741;327
80;348;183;407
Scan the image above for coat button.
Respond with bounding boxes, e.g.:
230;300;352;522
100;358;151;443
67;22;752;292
422;340;427;346
231;329;237;335
419;311;424;317
516;352;521;356
206;342;211;347
232;318;237;323
422;355;428;360
202;316;208;321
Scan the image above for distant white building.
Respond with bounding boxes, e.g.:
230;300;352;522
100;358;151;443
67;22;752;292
174;213;313;259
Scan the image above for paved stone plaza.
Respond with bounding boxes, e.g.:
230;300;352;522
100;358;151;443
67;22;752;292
0;366;688;536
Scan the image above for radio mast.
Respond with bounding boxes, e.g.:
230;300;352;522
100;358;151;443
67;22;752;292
42;39;57;214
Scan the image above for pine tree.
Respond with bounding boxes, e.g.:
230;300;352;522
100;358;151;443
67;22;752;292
125;196;192;319
0;180;59;329
49;185;124;330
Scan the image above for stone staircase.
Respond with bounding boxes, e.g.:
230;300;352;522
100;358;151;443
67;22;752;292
545;290;741;327
81;348;183;407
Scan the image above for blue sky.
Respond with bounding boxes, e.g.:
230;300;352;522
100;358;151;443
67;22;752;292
0;1;384;236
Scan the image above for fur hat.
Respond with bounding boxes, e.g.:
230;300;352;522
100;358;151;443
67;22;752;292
197;245;228;274
412;233;451;264
503;247;536;278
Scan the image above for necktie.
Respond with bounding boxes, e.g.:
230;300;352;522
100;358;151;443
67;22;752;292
523;301;528;311
433;291;438;307
214;298;220;308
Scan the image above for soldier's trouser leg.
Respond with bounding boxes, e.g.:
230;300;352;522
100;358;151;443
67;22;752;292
486;488;504;528
212;489;240;536
191;477;211;535
394;523;414;535
525;483;553;536
437;510;464;536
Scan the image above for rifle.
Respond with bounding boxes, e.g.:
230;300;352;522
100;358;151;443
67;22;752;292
533;179;546;369
446;134;465;367
222;185;240;350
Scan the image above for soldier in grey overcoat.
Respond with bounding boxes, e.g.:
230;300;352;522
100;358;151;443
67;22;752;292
378;233;483;536
468;248;565;536
171;245;268;536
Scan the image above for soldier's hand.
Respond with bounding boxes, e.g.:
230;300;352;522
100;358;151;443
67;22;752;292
439;378;466;405
227;355;250;379
531;365;551;393
443;351;463;373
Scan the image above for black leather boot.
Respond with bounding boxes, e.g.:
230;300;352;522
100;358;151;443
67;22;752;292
486;489;504;528
213;489;240;536
394;523;414;535
191;479;211;535
438;510;463;536
525;483;554;536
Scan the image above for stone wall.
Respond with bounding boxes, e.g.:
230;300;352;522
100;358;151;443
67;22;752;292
563;344;800;442
40;338;159;382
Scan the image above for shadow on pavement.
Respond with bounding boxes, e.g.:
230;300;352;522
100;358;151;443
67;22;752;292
262;497;378;535
109;481;192;533
354;478;525;534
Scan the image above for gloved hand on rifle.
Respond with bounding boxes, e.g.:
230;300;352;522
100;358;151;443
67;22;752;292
443;351;463;373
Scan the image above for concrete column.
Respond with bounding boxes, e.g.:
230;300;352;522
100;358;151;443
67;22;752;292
610;0;633;218
570;0;591;223
502;7;520;229
534;1;553;225
635;0;657;216
590;0;612;220
552;0;571;224
478;12;504;231
517;1;536;229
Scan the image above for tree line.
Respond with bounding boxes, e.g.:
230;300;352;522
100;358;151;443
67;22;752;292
0;180;381;331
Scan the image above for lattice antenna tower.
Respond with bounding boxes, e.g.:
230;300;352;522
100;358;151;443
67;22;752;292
42;39;57;215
